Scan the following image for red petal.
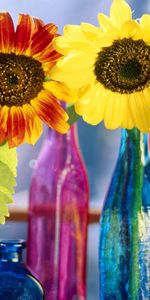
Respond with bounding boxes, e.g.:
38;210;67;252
31;91;69;133
44;23;58;34
0;13;15;52
23;104;43;144
30;23;58;56
0;106;9;144
0;127;6;144
39;47;61;63
33;17;45;32
7;107;26;147
15;14;33;54
0;105;9;129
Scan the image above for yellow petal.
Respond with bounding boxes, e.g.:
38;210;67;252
98;13;115;32
80;22;102;40
119;20;140;38
44;81;78;103
63;24;87;40
54;34;98;55
56;50;96;71
103;93;121;129
129;92;150;132
50;64;94;89
142;87;150;106
138;15;150;44
120;95;134;129
53;24;93;54
53;36;73;55
75;83;108;125
110;0;132;28
140;14;150;29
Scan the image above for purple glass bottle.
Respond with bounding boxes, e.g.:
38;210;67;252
27;124;89;300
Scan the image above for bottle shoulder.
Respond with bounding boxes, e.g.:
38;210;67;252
0;263;44;299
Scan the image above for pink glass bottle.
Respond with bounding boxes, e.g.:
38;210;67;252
27;124;89;300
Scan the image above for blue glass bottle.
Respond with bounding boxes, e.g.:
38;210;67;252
0;240;44;299
99;129;150;299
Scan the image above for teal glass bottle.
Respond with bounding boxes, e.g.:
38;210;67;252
0;240;44;299
99;129;150;299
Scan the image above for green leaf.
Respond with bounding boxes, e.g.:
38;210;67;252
67;104;80;125
0;143;17;224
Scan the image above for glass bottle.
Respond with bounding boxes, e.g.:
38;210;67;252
99;128;150;299
27;124;89;300
0;239;44;299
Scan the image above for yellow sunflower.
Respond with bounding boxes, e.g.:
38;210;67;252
51;0;150;132
0;12;70;148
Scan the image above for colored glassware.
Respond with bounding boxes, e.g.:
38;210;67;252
0;239;44;299
27;124;89;300
99;128;150;299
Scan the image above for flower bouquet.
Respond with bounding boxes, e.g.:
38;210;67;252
0;0;150;299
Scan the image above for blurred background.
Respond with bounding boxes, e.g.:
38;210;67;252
0;0;148;299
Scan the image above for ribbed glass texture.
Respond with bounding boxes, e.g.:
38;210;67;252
27;124;89;300
0;240;44;299
99;129;150;299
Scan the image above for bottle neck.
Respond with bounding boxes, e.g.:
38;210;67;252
46;123;78;148
120;128;148;164
0;240;25;263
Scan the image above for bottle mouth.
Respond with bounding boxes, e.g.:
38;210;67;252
0;239;26;249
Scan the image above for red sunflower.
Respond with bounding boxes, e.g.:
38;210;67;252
0;12;69;147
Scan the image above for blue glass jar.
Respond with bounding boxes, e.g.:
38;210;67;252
0;240;44;299
99;129;150;299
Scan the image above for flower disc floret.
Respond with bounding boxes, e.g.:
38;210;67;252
0;53;44;106
94;38;150;94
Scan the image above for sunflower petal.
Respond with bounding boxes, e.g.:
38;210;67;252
15;14;33;54
54;35;97;55
129;93;150;132
23;104;43;144
98;13;115;32
50;64;93;89
103;94;134;130
0;13;15;52
0;106;9;131
140;14;150;29
81;22;102;40
110;0;132;28
0;106;7;144
63;24;86;40
138;14;150;43
44;81;78;103
33;17;45;32
31;91;69;133
78;85;106;125
0;128;6;145
7;107;26;147
30;23;57;56
120;20;139;38
37;47;61;68
56;50;96;71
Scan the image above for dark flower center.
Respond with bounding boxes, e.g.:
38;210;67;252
0;53;44;107
7;74;19;85
94;38;150;94
119;59;142;80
